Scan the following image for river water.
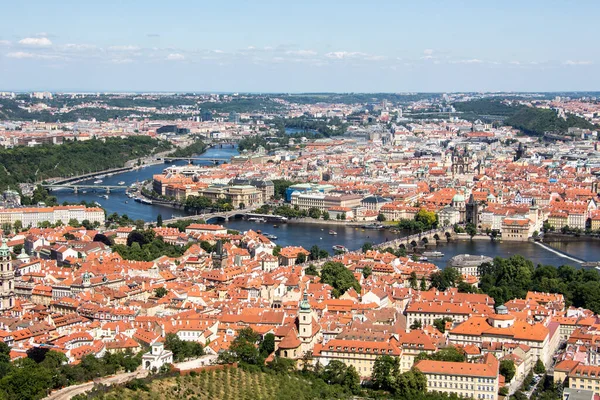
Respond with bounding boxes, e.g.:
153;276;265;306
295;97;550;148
53;145;600;267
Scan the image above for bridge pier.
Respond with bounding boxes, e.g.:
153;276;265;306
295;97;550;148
106;187;111;194
73;187;78;194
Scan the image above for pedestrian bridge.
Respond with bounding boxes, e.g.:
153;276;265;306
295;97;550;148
374;227;454;250
43;184;128;194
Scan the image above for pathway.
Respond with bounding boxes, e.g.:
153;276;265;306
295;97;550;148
44;369;149;400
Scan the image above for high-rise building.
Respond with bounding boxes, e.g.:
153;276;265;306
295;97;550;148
0;239;15;311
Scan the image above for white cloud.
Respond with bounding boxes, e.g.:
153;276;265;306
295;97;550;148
166;53;185;61
111;58;133;64
108;45;140;51
6;51;60;60
0;40;10;46
453;59;484;64
325;51;367;59
7;51;35;59
63;43;96;51
286;49;317;56
19;37;52;47
509;61;521;65
423;49;434;55
564;60;592;66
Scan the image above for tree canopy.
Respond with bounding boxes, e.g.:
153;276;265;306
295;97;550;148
320;261;361;298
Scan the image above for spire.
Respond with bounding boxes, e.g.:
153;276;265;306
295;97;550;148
299;289;310;312
0;239;9;258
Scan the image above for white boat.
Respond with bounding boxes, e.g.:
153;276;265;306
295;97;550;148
332;245;348;252
93;179;103;184
102;195;109;199
118;181;125;185
94;201;102;207
329;230;337;235
419;256;428;261
423;251;444;257
140;198;152;205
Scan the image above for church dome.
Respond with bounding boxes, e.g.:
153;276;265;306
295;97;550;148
452;194;465;203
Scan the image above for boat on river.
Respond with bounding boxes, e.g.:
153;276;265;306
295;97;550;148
118;181;125;185
93;179;103;184
329;230;337;235
362;223;384;230
423;251;444;257
332;245;348;253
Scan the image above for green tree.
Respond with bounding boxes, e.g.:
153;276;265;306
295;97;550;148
320;261;361;298
154;287;168;298
296;252;307;264
362;242;373;252
259;333;276;357
305;264;319;276
415;209;438;230
416;347;465;362
534;358;546;374
371;355;400;391
308;207;321;219
68;218;80;227
273;245;282;257
322;211;330;220
500;359;516;382
377;213;386;222
466;223;477;238
362;265;372;279
156;214;163;227
410;320;422;330
409;271;418;289
433;317;453;333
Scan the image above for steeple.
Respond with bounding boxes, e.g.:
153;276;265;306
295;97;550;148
298;289;312;339
0;239;15;311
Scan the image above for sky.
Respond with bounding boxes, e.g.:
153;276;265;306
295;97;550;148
1;0;599;92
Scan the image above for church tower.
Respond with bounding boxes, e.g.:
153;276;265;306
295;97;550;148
298;291;312;339
212;240;229;269
0;239;15;311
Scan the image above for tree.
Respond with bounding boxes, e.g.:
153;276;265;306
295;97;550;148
322;360;347;385
13;220;22;232
156;214;163;227
534;358;546;374
429;268;460;291
394;368;427;398
416;347;465;362
273;245;282;257
499;359;516;382
259;333;275;357
377;213;386;222
93;233;112;246
296;253;307;264
371;355;400;391
433;317;453;333
362;265;372;279
362;242;373;253
154;287;168;298
320;261;361;298
322;211;330;220
68;218;80;227
415;209;438;230
420;277;427;291
219;327;262;365
410;320;422;330
305;264;319;276
466;223;477;238
409;271;418;289
308;207;321;219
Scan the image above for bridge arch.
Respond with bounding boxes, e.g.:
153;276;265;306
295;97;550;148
433;234;441;240
410;240;418;247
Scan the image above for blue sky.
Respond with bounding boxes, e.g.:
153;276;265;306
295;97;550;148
1;0;598;92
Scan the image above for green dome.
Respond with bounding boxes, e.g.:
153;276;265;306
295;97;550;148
0;239;9;258
452;194;465;203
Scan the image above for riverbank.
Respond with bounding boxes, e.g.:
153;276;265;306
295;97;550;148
286;218;369;227
542;232;600;242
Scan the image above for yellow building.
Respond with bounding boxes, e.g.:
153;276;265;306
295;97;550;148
312;339;402;378
415;353;500;400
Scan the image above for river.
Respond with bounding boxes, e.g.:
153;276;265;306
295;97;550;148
53;145;600;267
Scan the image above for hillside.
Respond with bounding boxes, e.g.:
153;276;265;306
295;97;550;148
504;107;596;136
75;367;354;400
0;136;172;191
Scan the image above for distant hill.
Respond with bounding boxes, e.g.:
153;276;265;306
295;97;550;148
504;107;596;136
453;98;598;136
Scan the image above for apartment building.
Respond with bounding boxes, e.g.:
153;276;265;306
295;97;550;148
0;206;104;227
290;191;362;212
312;339;402;377
415;353;500;400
